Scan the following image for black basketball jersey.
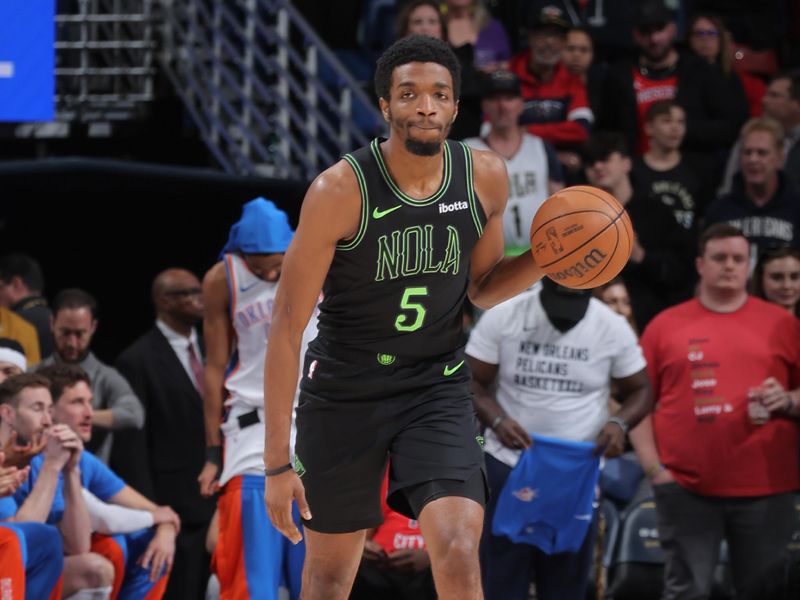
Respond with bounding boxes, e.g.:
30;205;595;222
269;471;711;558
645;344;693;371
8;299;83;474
316;138;487;359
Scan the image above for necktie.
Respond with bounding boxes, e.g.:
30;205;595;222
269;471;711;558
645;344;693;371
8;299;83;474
187;343;205;396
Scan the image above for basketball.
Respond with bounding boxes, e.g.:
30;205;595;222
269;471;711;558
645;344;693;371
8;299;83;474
529;185;633;289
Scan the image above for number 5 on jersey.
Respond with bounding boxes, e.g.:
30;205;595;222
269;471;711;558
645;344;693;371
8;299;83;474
395;287;428;332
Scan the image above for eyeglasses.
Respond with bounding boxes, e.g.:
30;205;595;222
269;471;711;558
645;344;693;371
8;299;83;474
165;288;202;298
691;29;719;38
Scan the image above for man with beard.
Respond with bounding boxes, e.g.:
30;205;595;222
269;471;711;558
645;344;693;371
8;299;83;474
25;364;180;600
39;289;144;463
508;6;593;150
263;35;546;600
599;0;745;165
115;268;214;599
0;373;114;600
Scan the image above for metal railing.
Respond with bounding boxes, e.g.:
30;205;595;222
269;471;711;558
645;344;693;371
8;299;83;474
54;0;157;124
158;0;384;179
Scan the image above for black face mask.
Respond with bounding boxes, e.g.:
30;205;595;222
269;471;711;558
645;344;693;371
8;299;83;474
539;280;591;332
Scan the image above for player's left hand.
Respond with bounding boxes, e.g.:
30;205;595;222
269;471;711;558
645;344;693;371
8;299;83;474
594;422;625;458
139;523;176;581
760;377;794;414
264;469;311;545
386;548;430;572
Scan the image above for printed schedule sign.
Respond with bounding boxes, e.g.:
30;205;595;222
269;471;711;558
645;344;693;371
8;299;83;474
0;1;55;121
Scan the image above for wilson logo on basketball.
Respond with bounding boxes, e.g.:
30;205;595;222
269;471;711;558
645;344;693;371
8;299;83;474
549;248;607;281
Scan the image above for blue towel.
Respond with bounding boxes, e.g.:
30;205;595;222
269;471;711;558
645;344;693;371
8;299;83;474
219;197;294;258
492;434;601;554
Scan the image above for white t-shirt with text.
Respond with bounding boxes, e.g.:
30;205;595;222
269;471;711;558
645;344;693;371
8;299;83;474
466;290;645;467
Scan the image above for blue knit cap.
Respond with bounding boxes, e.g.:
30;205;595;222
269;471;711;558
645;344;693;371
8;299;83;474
219;197;294;258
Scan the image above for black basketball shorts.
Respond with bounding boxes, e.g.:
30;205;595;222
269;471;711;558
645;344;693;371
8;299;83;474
293;339;488;534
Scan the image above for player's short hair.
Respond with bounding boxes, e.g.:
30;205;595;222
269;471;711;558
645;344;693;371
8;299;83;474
38;364;91;403
374;35;461;101
53;288;98;320
739;116;784;151
0;253;45;293
0;373;51;408
698;223;748;256
645;99;684;123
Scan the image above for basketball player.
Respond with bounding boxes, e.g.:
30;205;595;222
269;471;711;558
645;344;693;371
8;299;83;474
263;36;545;600
199;198;316;600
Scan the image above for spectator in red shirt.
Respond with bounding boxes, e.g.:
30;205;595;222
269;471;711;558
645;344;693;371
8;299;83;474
508;5;593;149
630;223;800;599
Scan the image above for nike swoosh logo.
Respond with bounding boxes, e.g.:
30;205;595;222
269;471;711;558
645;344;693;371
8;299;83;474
239;281;260;293
443;360;465;377
372;205;402;219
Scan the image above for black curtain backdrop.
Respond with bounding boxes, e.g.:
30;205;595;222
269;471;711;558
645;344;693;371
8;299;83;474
0;158;308;363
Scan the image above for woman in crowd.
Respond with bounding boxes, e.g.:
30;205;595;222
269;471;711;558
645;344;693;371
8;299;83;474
396;0;446;41
752;247;800;317
443;0;510;72
560;26;604;179
594;277;638;334
687;13;764;117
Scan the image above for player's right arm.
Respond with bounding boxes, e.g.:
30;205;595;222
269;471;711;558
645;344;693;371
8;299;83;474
198;262;232;497
263;160;361;544
468;148;545;308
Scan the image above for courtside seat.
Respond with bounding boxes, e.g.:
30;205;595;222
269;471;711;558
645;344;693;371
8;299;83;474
605;498;664;599
601;498;621;570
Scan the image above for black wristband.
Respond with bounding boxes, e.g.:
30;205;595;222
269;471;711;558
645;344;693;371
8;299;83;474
205;446;222;467
264;463;294;477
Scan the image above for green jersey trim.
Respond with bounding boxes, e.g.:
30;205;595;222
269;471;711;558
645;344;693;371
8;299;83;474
370;138;452;207
338;154;369;251
460;142;484;236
